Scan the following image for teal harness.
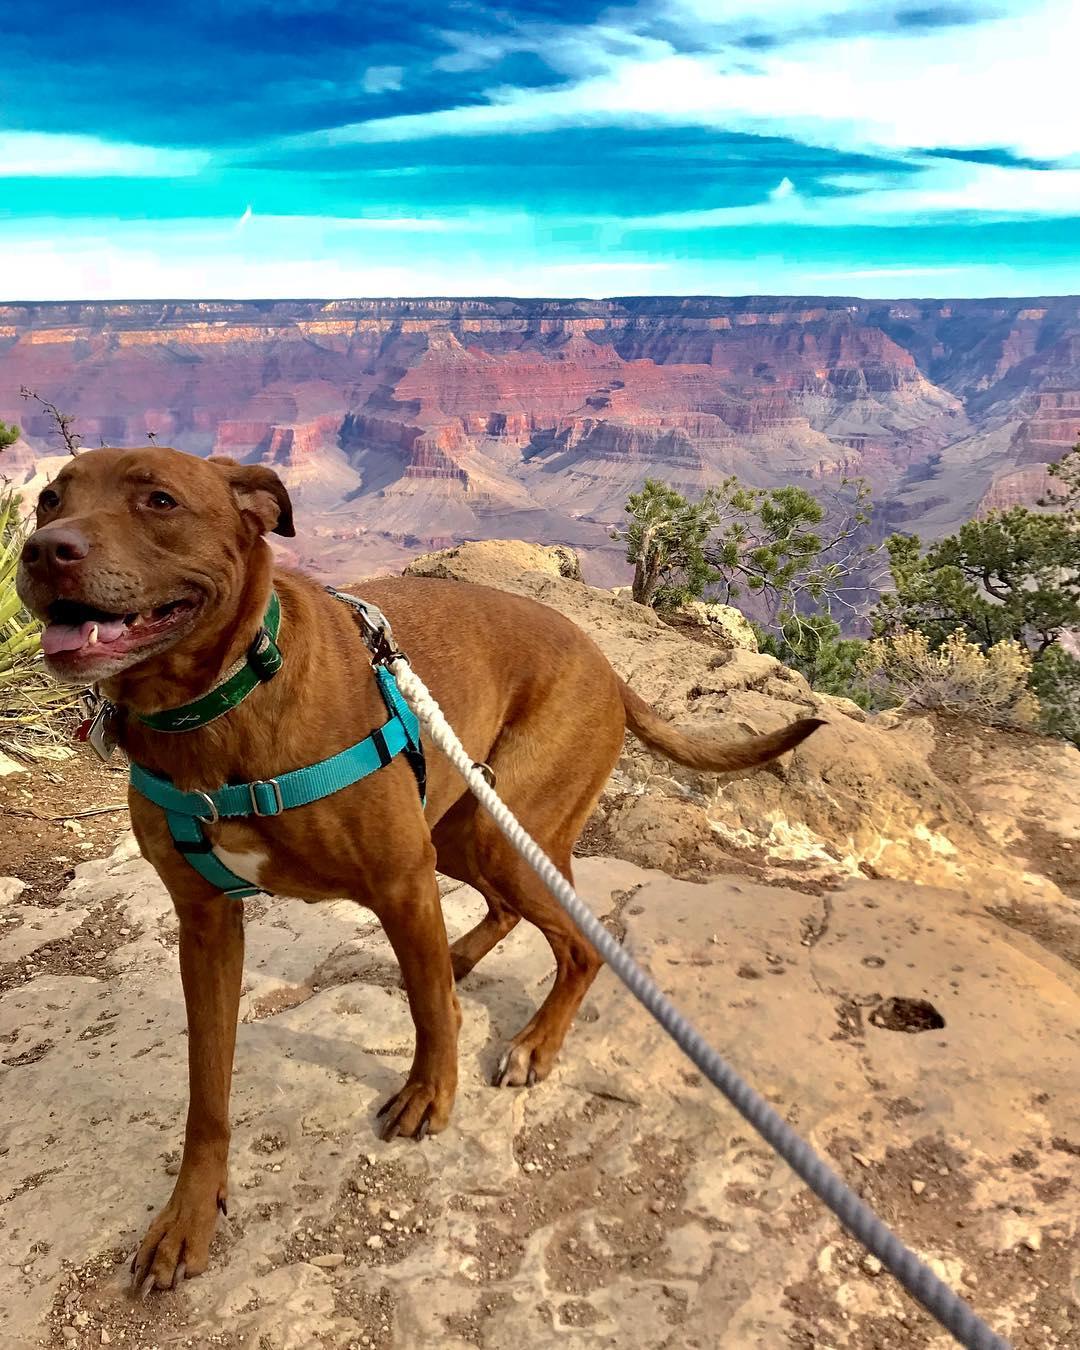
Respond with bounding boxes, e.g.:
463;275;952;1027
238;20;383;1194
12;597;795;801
126;588;426;899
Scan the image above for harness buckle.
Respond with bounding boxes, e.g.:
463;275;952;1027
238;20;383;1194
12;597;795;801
194;791;220;824
249;779;284;817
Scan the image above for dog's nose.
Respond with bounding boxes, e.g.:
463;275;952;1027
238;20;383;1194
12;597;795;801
21;524;91;572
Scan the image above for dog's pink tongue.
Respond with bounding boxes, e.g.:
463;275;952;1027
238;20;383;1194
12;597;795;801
42;621;94;655
41;618;126;655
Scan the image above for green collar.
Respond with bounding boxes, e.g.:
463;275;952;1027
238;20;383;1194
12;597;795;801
135;591;283;733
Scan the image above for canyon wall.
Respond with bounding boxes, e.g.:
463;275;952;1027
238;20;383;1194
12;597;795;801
2;296;1078;580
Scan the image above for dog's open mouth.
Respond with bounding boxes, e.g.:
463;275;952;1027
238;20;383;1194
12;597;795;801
42;597;199;662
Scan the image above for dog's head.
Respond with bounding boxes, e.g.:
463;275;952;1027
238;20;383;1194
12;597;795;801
16;446;294;683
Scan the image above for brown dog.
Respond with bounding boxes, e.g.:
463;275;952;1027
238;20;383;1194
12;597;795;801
17;445;822;1292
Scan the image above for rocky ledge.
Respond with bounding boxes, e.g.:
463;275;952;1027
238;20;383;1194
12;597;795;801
1;542;1077;1349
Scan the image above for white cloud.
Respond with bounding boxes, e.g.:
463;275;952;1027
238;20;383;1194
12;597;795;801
537;261;671;274
616;160;1080;229
362;65;404;94
279;214;449;232
3;214;1072;302
227;207;446;241
0;132;208;178
303;0;1078;167
804;266;969;281
0;235;661;301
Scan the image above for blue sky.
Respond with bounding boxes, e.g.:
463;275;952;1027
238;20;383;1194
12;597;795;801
1;0;1078;299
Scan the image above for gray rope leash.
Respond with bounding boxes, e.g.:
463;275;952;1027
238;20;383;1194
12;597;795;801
390;658;1011;1350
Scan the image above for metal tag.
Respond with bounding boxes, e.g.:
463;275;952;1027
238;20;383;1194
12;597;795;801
76;694;119;763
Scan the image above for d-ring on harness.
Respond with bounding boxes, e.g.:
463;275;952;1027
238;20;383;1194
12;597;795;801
127;588;426;899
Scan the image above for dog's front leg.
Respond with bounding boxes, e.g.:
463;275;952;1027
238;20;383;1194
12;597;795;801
373;857;461;1141
131;892;244;1293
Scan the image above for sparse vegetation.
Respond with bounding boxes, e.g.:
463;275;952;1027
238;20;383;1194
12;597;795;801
0;410;80;755
20;385;81;455
615;479;719;609
616;476;876;616
757;612;871;707
875;450;1080;742
615;475;879;701
858;628;1040;728
619;448;1080;742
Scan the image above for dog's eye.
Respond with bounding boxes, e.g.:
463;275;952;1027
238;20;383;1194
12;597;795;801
148;490;178;510
38;488;60;512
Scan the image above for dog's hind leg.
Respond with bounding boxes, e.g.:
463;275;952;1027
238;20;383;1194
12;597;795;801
478;834;602;1087
431;798;521;982
468;710;621;1087
449;894;520;983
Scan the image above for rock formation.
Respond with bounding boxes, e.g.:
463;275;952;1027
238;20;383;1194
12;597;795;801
3;296;1079;582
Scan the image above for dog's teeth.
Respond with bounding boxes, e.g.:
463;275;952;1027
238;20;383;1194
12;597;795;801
87;625;99;645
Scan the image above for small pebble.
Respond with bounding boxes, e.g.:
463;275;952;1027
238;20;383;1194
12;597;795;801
522;1161;538;1174
862;1255;883;1276
911;1179;926;1195
365;1235;384;1250
310;1252;346;1269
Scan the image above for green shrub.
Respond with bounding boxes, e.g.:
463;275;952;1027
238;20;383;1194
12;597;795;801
0;489;80;754
858;627;1040;728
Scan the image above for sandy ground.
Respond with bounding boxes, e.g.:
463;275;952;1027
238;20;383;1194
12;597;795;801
1;804;1077;1349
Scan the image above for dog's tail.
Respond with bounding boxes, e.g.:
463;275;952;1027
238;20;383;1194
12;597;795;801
620;681;825;773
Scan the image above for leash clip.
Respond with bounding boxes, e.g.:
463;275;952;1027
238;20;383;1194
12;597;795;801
327;587;408;668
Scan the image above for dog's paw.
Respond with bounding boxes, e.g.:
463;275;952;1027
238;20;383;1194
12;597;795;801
376;1077;454;1141
129;1177;225;1296
492;1040;554;1089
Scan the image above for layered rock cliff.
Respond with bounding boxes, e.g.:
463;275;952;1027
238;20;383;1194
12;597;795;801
2;296;1079;579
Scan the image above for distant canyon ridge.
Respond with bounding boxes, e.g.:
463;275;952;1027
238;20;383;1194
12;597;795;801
2;296;1078;586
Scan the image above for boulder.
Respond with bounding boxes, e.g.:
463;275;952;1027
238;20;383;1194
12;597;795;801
402;540;1078;906
405;540;582;585
662;599;759;652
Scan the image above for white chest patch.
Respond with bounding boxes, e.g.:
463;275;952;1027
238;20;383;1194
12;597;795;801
212;845;269;888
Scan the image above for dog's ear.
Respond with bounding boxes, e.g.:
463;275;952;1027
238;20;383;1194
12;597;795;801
209;458;295;538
